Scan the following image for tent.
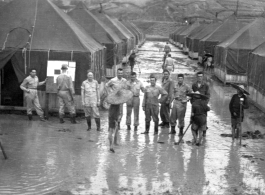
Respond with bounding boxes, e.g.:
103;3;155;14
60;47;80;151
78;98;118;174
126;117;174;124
0;0;105;109
68;2;123;74
91;10;134;56
214;17;265;84
184;24;207;53
110;17;136;52
130;22;145;44
187;22;221;59
198;15;247;58
247;42;265;111
121;21;140;45
171;25;189;44
177;22;200;49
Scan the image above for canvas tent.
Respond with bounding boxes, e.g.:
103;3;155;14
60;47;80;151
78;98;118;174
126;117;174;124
177;22;200;50
68;2;123;77
171;25;189;44
214;17;265;84
121;21;140;45
130;22;145;44
91;10;133;56
198;15;247;58
247;42;265;112
0;0;105;109
187;22;221;59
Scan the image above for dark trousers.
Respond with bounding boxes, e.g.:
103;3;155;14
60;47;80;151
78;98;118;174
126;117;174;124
160;103;170;123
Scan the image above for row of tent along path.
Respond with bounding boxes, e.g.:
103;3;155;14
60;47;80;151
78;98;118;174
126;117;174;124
0;0;145;98
169;15;265;112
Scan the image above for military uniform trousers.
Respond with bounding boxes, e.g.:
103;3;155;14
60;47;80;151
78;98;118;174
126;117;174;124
58;91;76;115
84;106;100;118
160;103;170;123
170;100;187;128
145;104;159;122
25;89;44;116
126;96;140;126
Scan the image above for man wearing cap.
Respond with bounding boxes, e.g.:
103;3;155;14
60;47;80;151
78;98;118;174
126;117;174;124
20;68;47;121
56;64;76;124
126;72;145;131
81;71;101;131
142;74;168;135
229;85;249;139
159;70;174;128
106;68;127;130
189;92;210;146
170;74;192;135
192;71;210;137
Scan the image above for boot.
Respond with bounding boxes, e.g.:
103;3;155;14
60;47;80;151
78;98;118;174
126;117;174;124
169;126;176;134
95;118;101;131
134;126;138;131
71;114;77;124
86;116;91;131
59;114;64;124
154;122;158;135
141;122;150;134
164;122;170;128
28;114;32;121
127;125;131;130
178;127;184;136
40;116;46;122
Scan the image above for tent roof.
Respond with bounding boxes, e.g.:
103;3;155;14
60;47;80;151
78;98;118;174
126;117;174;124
190;23;221;40
252;42;265;57
107;17;134;40
68;2;122;45
121;21;140;40
186;24;208;39
91;10;128;41
173;25;189;35
203;15;248;43
217;17;265;50
178;22;200;37
0;0;104;53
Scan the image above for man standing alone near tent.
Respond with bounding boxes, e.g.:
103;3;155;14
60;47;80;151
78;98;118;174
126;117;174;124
192;71;210;137
106;68;127;130
56;64;76;124
126;72;145;131
128;52;136;72
20;68;47;121
81;71;101;131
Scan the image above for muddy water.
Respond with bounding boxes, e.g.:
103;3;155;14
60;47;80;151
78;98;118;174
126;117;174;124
0;41;265;195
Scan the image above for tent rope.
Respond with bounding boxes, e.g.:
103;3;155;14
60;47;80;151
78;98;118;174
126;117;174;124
29;0;39;68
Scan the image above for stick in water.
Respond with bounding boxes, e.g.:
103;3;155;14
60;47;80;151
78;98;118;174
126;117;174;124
0;141;7;159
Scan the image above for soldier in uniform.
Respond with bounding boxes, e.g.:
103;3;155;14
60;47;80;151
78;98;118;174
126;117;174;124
126;72;145;131
106;68;127;130
20;68;46;121
142;74;168;135
81;72;101;131
169;74;192;135
56;64;76;124
159;69;174;128
192;71;210;137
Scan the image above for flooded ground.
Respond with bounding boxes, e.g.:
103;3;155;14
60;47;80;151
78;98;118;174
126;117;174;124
1;41;265;195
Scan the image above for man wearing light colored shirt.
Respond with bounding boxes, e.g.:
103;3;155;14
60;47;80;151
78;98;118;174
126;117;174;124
106;68;127;130
81;72;101;131
164;54;175;72
56;64;76;124
126;72;145;131
20;68;46;121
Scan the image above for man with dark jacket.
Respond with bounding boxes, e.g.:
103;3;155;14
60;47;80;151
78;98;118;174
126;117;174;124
229;85;249;139
128;52;136;72
159;70;174;128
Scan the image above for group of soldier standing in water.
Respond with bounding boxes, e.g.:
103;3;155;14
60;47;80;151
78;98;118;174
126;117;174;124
19;42;249;152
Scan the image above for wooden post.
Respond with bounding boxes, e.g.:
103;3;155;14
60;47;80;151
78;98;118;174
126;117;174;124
45;92;49;120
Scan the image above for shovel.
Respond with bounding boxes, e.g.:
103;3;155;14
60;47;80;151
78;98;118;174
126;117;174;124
0;141;7;159
174;123;191;145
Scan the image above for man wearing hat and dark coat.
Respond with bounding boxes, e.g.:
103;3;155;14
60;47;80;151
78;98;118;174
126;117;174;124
229;84;249;139
142;74;168;135
56;64;76;124
192;71;210;137
128;52;136;72
81;71;101;131
188;92;210;146
159;69;174;128
169;73;192;135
